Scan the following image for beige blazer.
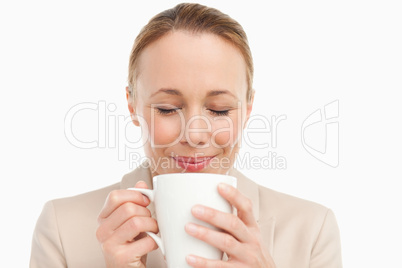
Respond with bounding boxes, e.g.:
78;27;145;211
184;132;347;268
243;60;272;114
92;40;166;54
30;165;342;267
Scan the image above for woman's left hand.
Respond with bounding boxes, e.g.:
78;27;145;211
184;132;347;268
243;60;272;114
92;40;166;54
185;183;276;268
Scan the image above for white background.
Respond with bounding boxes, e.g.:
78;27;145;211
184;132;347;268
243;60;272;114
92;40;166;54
1;0;401;266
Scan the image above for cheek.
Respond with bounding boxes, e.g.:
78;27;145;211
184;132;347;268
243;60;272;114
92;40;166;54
211;116;241;148
147;116;182;146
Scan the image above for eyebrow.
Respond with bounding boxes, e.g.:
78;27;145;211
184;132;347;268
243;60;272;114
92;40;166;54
150;88;183;97
150;88;236;98
206;89;236;98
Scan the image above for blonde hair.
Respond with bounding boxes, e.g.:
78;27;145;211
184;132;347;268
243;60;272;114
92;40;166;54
128;3;254;103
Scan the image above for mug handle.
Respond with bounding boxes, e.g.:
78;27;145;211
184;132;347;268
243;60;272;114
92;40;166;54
127;188;165;255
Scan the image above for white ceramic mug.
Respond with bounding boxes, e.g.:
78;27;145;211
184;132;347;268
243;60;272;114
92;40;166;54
128;173;237;268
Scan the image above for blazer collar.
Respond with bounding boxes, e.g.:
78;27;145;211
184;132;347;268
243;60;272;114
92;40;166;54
227;167;260;222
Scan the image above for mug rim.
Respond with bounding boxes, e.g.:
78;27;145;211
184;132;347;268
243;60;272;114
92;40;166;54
152;172;237;187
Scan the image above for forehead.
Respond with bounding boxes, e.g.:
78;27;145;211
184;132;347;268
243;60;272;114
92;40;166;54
136;30;247;99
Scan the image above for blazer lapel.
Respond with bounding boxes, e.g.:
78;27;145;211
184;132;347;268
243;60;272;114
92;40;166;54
260;216;276;256
228;168;259;221
120;161;154;189
227;168;276;257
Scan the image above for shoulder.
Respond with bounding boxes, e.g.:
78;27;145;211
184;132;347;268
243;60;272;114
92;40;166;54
49;182;120;222
243;176;342;266
256;181;341;253
258;185;342;267
231;168;331;223
47;182;121;231
233;168;336;237
32;183;121;267
51;183;120;208
258;184;330;222
46;162;152;219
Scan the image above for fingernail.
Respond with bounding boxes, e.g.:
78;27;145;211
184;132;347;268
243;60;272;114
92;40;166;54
218;183;229;193
186;223;198;235
136;180;146;187
192;205;204;216
143;195;149;204
186;255;197;264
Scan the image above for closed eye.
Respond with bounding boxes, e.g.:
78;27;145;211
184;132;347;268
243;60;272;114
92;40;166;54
155;107;230;116
209;109;230;116
156;107;181;115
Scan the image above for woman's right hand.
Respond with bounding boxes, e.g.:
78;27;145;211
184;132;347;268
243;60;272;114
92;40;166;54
96;181;158;268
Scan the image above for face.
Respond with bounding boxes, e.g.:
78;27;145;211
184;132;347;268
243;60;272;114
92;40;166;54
126;31;253;176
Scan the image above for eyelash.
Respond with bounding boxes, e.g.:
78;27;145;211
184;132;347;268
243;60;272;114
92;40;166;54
156;108;180;115
156;108;230;116
210;109;230;116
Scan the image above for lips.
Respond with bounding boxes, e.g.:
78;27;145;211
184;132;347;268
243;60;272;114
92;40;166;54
172;156;215;172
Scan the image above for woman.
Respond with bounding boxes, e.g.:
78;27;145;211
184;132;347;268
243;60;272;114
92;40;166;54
30;3;342;268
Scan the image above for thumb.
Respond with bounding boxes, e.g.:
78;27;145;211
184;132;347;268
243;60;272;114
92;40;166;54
135;180;149;189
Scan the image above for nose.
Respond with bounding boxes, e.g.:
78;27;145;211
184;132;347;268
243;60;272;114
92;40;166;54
180;113;211;148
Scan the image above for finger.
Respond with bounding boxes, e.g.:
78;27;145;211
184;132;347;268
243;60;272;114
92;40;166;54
185;222;243;260
186;254;232;268
97;202;151;242
104;202;151;231
99;184;150;220
218;183;258;228
103;235;158;265
126;235;158;261
191;205;251;243
110;216;159;245
134;180;151;203
135;180;149;189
